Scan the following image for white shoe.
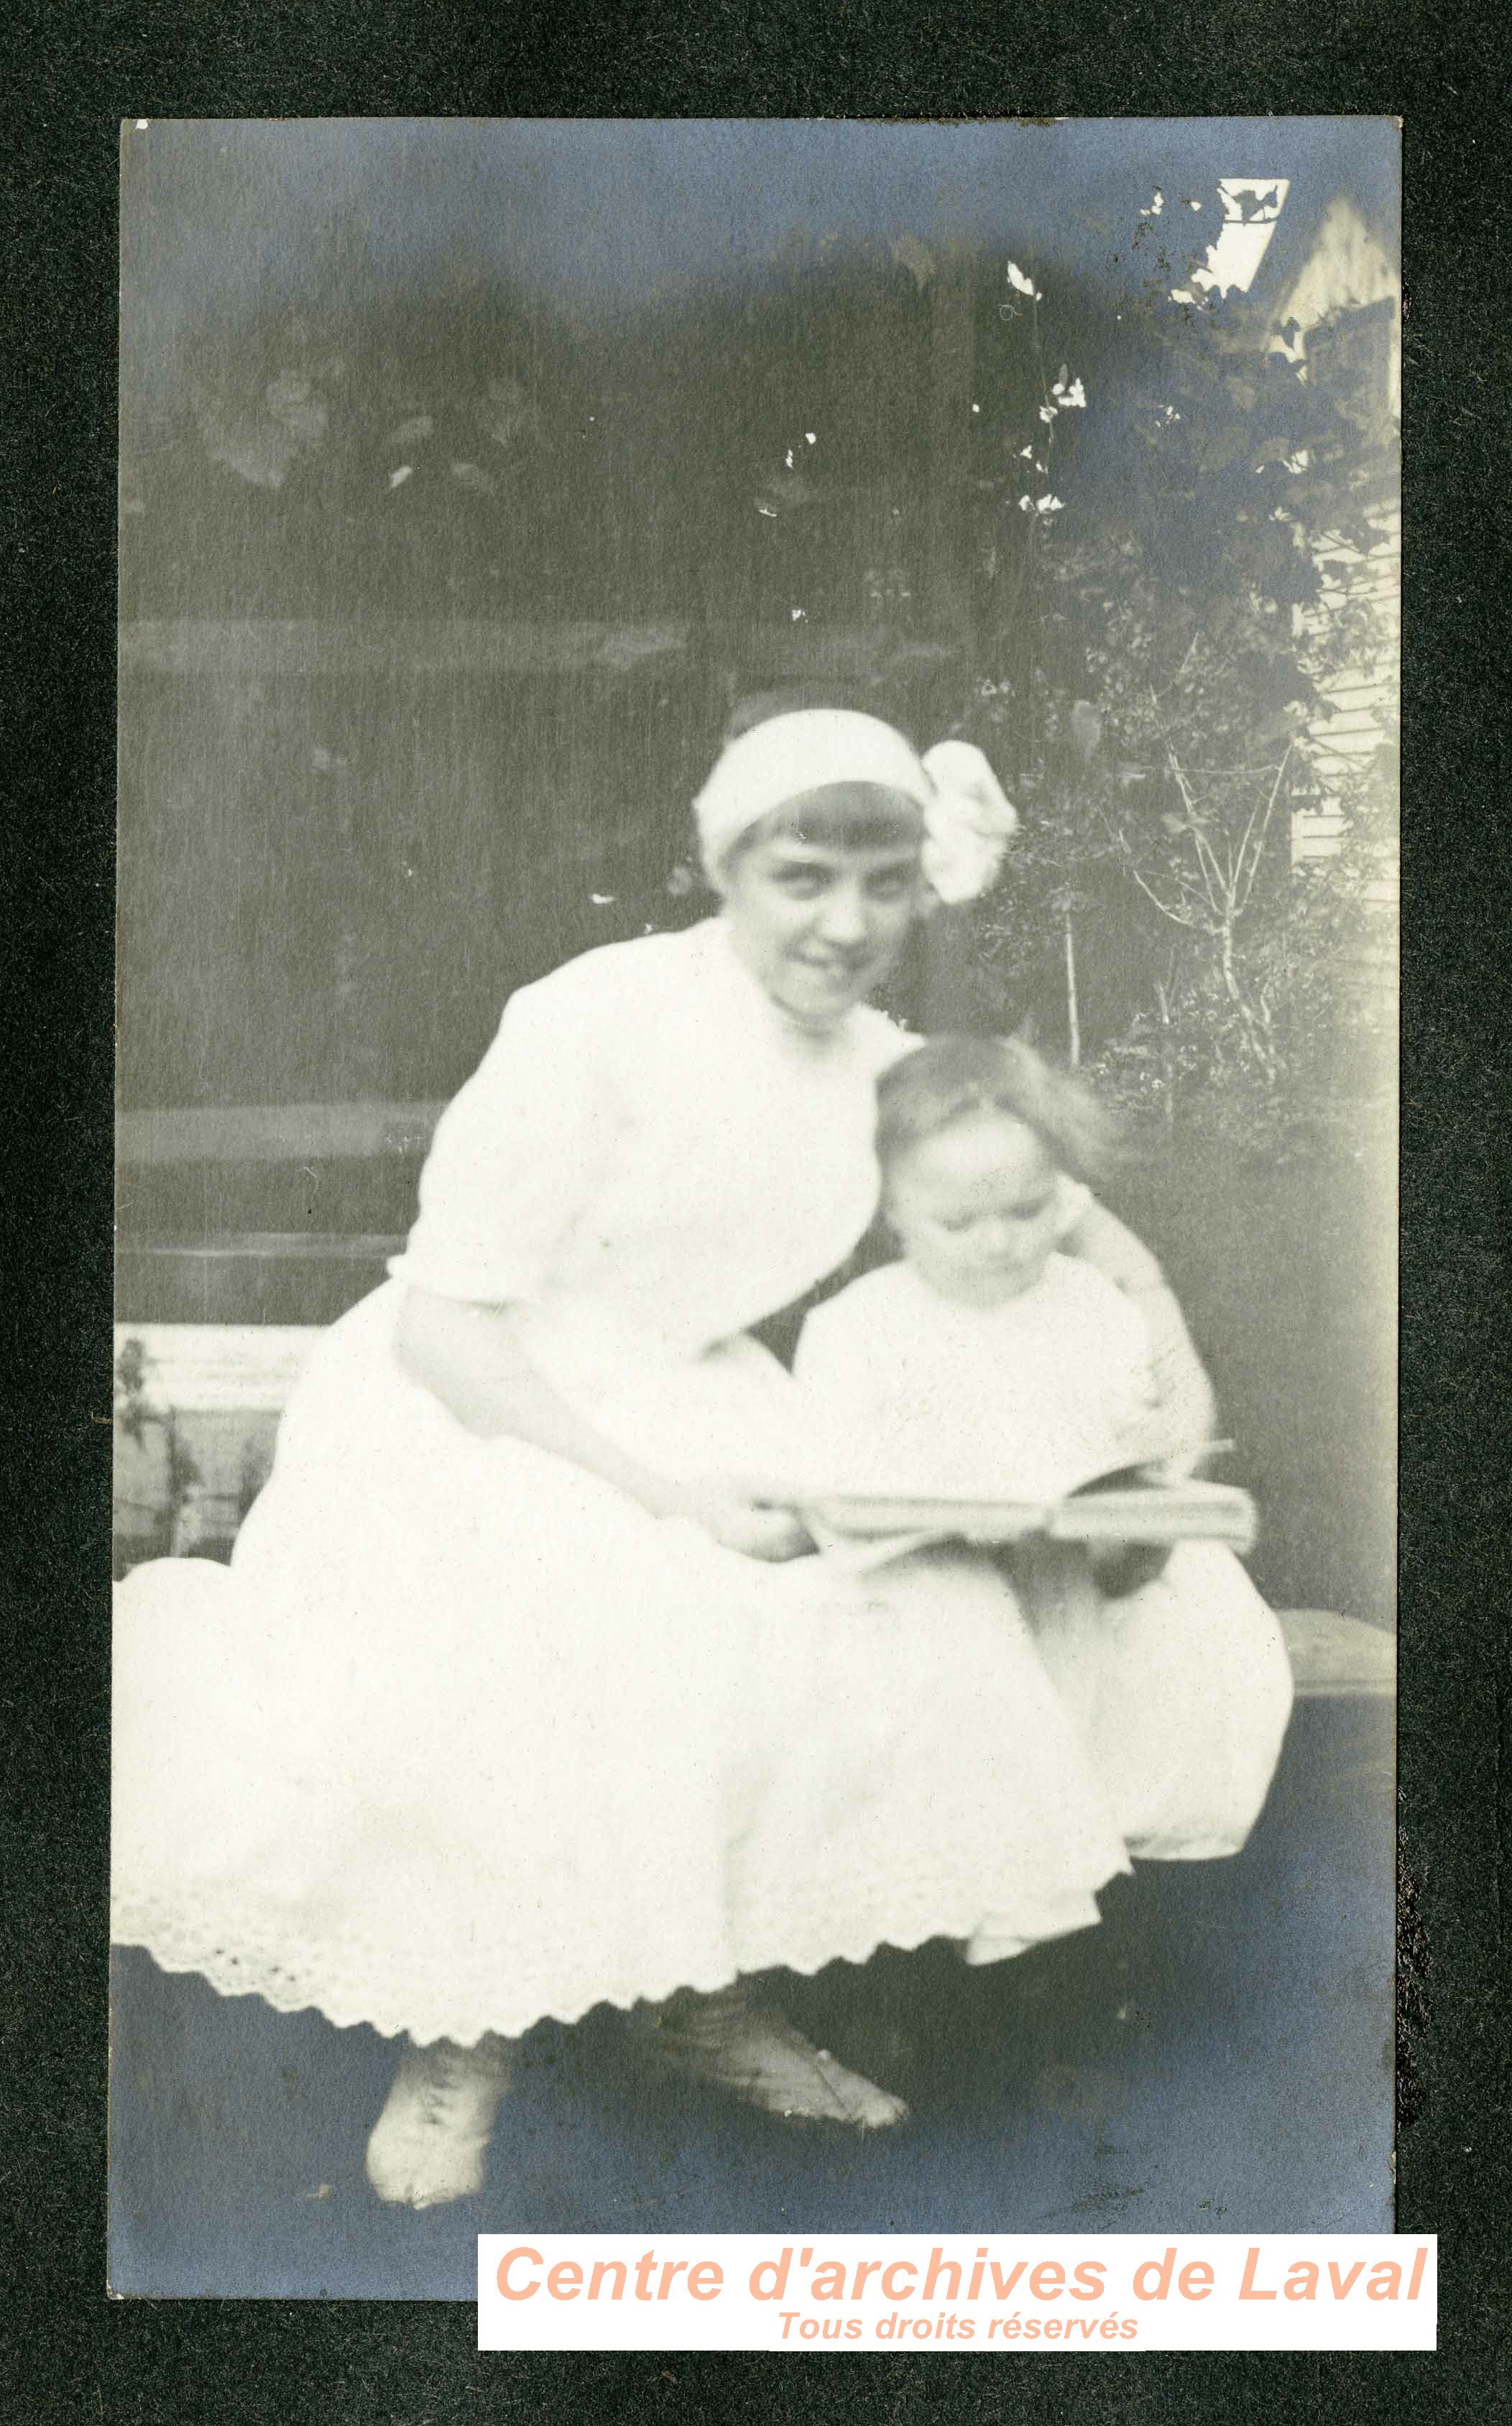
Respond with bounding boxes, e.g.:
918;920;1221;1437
364;2035;514;2210
647;1988;910;2129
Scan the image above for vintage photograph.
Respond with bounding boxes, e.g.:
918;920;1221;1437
111;118;1399;2299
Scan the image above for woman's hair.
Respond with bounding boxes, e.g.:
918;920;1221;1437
712;689;925;866
727;783;926;862
875;1033;1130;1188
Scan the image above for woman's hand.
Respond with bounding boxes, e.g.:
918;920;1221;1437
1059;1204;1220;1477
395;1293;818;1559
655;1475;816;1562
1135;1298;1220;1479
1092;1541;1175;1599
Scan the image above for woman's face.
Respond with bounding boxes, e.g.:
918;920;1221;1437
718;834;923;1030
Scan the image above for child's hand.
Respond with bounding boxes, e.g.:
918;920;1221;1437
661;1476;816;1562
1093;1541;1175;1598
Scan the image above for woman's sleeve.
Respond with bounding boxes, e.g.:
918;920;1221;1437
389;968;620;1305
1056;1196;1218;1467
1056;1190;1162;1286
1054;1176;1095;1240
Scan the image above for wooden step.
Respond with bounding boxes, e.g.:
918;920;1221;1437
1278;1608;1396;1699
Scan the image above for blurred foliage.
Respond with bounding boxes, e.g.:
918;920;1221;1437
956;240;1398;1148
120;203;1396;1150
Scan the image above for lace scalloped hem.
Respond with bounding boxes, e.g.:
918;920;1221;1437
111;1871;1116;2049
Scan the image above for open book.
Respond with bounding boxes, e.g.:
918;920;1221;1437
803;1457;1256;1572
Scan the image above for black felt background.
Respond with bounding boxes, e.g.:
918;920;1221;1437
4;8;1507;2420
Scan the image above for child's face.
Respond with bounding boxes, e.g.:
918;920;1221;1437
886;1112;1064;1306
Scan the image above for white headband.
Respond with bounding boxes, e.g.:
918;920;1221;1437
694;710;1018;905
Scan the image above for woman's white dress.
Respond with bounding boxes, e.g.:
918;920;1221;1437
111;918;1288;2049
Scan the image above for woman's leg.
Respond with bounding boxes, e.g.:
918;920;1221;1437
365;2031;516;2208
640;1978;910;2128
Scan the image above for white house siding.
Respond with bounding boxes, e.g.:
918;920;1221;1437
1271;195;1402;418
1294;502;1399;914
1268;194;1399;903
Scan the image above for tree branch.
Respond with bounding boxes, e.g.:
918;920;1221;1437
1097;806;1204;928
1234;743;1293;915
1148;624;1204;706
1125;858;1202;928
1166;745;1230;913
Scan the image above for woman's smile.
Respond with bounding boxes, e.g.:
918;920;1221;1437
719;836;923;1028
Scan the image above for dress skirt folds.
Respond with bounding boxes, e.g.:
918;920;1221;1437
111;921;1291;2047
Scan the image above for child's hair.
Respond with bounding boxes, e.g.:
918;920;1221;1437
875;1033;1129;1189
714;688;925;862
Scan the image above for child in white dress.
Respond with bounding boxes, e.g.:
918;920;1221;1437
796;1035;1294;1868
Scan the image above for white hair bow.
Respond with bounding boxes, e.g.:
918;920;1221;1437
693;711;1018;901
919;741;1020;905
